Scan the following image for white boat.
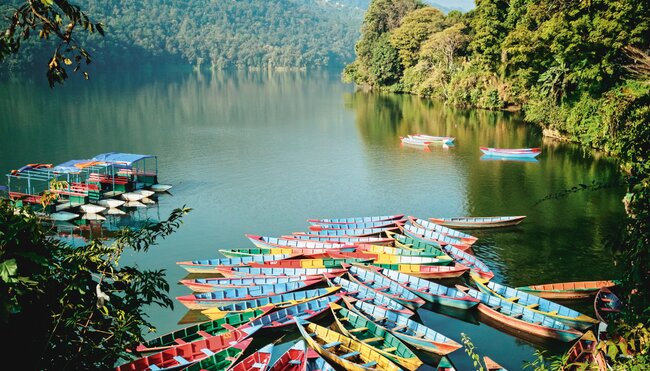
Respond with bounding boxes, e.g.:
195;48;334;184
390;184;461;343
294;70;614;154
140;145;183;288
124;201;146;208
104;208;126;215
400;136;431;147
133;189;155;198
410;134;455;144
96;198;126;208
140;197;156;205
79;204;106;214
150;184;172;192
81;213;106;221
121;192;146;202
47;211;79;221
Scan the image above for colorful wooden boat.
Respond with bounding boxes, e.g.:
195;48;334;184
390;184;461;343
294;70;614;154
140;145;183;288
457;286;583;342
214;267;347;278
286;234;395;246
249;295;342;329
150;183;173;192
121;191;146;202
386;230;445;255
245;234;350;250
115;324;260;371
436;356;456;371
229;342;274;371
471;275;598;329
407;216;478;244
480;147;542;158
372;263;470;279
305;348;336;371
307;214;405;225
483;356;507;371
330;302;423;371
343;297;461;355
79;204;106;214
428;216;526;229
247;257;374;269
400;136;432;147
200;287;340;320
355;243;448;258
176;255;297;274
296;319;403;371
308;220;404;231
346;264;426;310
402;224;472;251
176;280;321;310
183;337;252;371
269;340;307;371
294;226;400;237
219;246;355;259
594;287;622;324
515;280;619;300
565;330;608;371
333;251;452;266
328;275;415;316
376;266;479;309
410;134;455;144
442;244;494;280
135;307;272;353
180;275;326;293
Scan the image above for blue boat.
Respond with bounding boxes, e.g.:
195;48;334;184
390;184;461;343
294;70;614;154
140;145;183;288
480;147;541;158
216;266;347;278
402;224;470;249
328;276;415;316
377;267;479;310
246;234;350;249
441;244;494;280
471;276;598;329
458;286;583;342
297;226;399;237
408;216;478;244
176;279;322;309
176;254;296;273
249;295;341;329
285;234;395;246
305;350;336;371
307;214;405;225
308;220;404;231
346;265;425;310
343;297;461;355
180;275;319;293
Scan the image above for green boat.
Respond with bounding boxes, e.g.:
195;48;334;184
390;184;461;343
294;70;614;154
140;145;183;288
386;230;445;255
135;307;271;353
330;302;423;371
184;338;252;371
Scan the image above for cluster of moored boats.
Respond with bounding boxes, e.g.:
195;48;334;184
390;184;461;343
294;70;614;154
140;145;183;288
399;133;542;159
3;152;172;222
115;213;620;371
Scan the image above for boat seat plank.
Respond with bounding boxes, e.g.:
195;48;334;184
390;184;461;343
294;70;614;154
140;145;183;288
383;347;397;353
322;341;341;349
173;356;190;365
289;360;301;365
526;303;539;309
392;324;407;332
362;361;378;367
339;351;360;359
197;330;212;338
200;348;215;356
174;338;187;345
362;337;383;343
149;366;161;371
349;327;368;333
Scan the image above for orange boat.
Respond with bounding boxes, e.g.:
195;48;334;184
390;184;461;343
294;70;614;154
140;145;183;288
483;356;507;371
516;280;619;300
565;330;608;370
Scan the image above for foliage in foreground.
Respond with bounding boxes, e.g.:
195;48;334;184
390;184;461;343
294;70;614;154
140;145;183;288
0;199;191;370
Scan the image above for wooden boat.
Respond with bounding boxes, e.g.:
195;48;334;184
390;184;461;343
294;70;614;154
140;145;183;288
286;234;395;246
79;203;107;214
180;275;326;293
176;280;322;310
308;220;404;231
442;244;494;280
355;243;445;258
516;280;619;300
594;287;622;324
479;147;542;158
229;343;274;371
346;264;426;310
47;211;79;221
133;189;155;198
401;224;472;251
121;191;146;202
373;263;470;279
294;226;400;237
135;307;271;353
471;275;598;329
150;183;173;192
428;216;526;229
269;340;307;371
176;254;297;274
565;330;608;371
410;134;455;144
219;246;355;259
400;136;432;147
247;257;374;269
333;250;452;266
436;356;456;371
407;216;478;244
330;302;422;370
343;297;461;355
215;267;348;278
183;337;252;371
245;234;350;250
115;324;260;371
307;214;405;225
386;230;446;255
296;319;403;371
483;356;507;371
457;286;583;342
249;295;342;329
328;275;415;316
200;287;340;320
376;266;479;309
305;349;336;371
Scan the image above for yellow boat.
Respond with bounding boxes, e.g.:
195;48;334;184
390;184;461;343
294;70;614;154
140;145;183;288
296;319;403;371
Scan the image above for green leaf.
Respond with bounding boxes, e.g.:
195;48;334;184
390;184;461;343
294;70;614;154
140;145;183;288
40;0;54;6
0;259;18;283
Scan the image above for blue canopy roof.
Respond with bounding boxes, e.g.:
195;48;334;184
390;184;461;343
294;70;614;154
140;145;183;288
52;159;93;173
92;152;156;165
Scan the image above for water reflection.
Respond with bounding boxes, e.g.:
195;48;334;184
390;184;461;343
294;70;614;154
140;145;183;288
480;155;540;163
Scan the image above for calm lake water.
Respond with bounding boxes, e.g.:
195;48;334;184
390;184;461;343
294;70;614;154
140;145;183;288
0;69;625;369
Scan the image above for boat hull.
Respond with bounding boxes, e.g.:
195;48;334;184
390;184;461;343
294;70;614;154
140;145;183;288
428;216;526;229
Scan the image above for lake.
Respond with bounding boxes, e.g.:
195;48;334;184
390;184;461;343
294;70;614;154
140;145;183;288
0;69;625;369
